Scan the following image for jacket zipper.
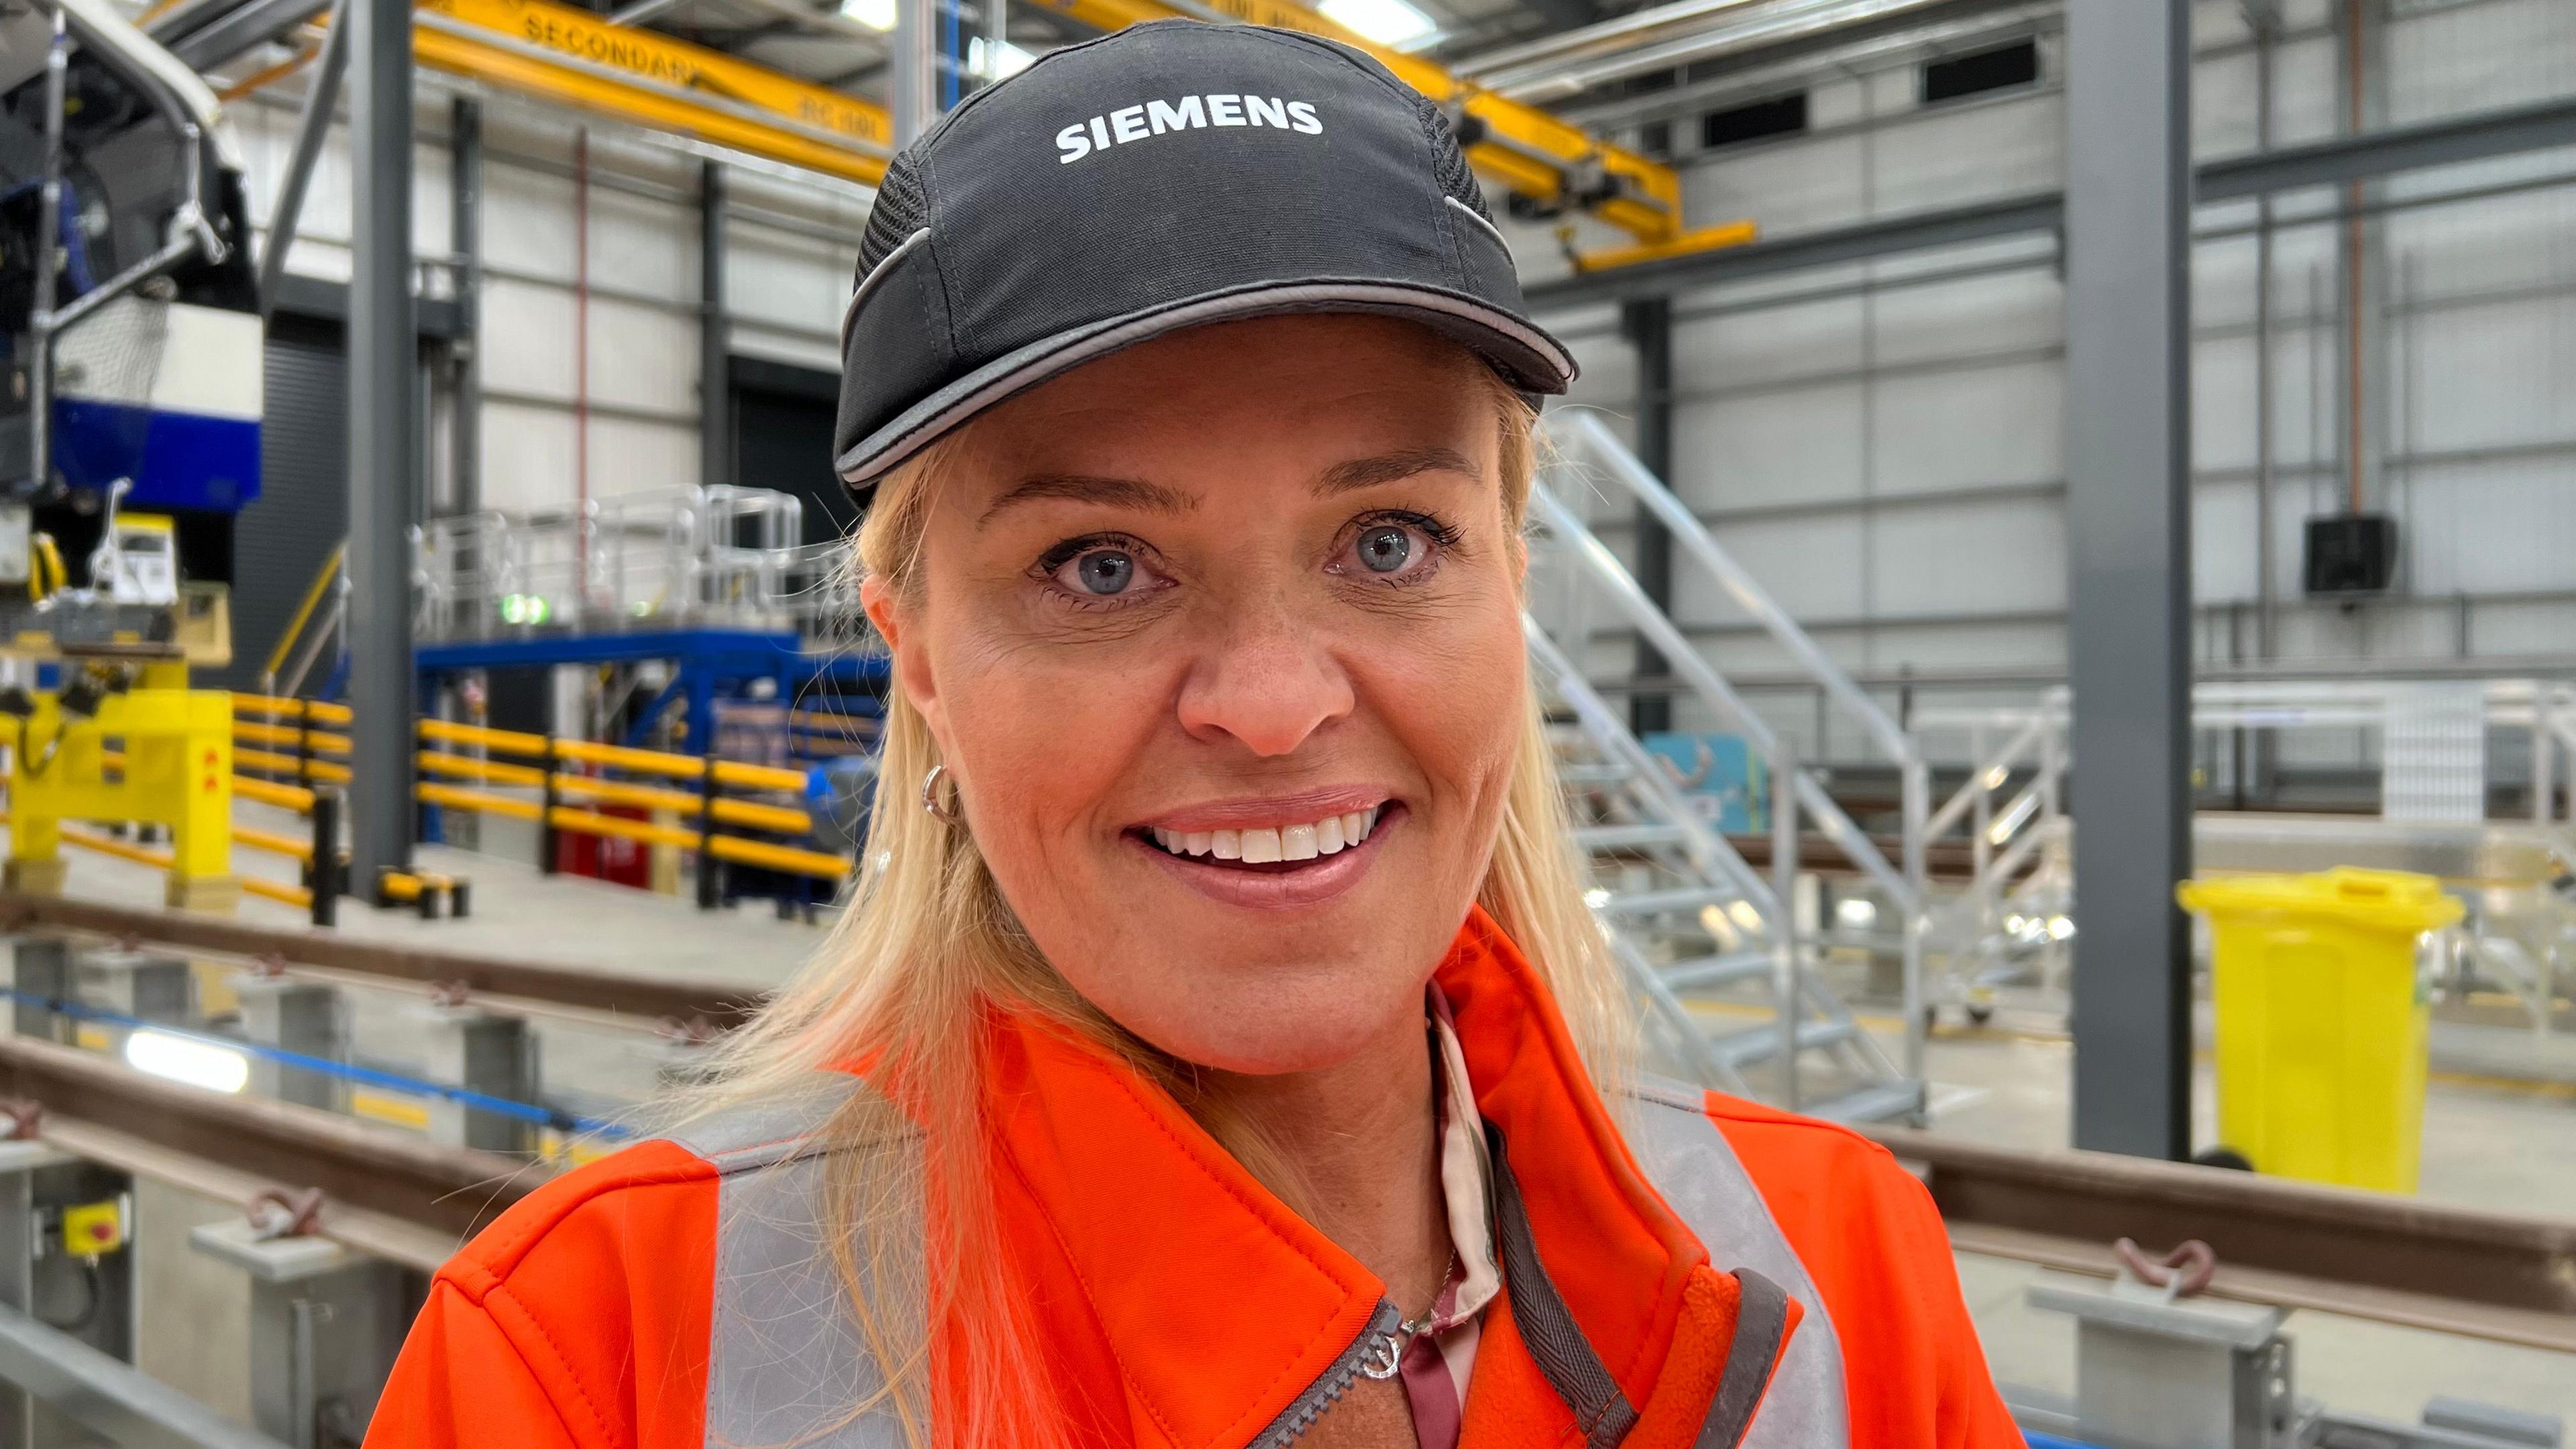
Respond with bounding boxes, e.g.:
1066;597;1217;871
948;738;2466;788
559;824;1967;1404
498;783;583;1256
1246;1299;1405;1448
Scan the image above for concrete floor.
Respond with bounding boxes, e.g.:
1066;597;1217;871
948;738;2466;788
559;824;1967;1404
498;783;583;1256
10;828;2575;1434
1914;1016;2576;1430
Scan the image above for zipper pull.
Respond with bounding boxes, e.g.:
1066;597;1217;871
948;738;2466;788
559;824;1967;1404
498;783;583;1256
1358;1330;1403;1381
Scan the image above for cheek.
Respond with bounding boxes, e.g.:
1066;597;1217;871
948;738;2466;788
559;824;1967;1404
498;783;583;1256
923;623;1165;874
1359;594;1526;824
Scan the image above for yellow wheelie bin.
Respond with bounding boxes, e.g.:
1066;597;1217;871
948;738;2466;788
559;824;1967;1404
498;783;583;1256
2176;867;2463;1193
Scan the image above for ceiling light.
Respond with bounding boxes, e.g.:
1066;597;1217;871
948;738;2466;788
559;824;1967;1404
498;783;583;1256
841;0;896;32
1318;0;1436;48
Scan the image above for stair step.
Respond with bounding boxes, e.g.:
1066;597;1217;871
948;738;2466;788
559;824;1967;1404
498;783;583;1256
1798;1079;1923;1126
1709;1018;1855;1069
1573;822;1692;853
1661;951;1776;989
1597;886;1744;920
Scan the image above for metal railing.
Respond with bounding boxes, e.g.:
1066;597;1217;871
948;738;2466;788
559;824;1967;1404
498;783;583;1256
413;485;851;641
1913;678;2576;1032
1527;409;1927;1120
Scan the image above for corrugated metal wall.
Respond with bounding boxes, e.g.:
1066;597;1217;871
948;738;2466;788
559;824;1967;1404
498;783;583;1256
1517;0;2576;773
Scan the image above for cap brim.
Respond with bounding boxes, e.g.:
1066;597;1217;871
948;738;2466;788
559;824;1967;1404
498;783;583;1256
834;279;1576;491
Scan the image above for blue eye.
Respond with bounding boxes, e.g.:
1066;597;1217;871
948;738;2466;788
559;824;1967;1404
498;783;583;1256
1059;548;1136;595
1356;527;1413;574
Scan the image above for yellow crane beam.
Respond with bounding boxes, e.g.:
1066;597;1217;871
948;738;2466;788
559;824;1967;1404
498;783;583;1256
402;0;1740;267
413;0;897;186
1021;0;1688;245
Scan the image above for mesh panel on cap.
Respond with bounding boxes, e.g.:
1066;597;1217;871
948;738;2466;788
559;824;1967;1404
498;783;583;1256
855;151;929;285
1411;91;1494;227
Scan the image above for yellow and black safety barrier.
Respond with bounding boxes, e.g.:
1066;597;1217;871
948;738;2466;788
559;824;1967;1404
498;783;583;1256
232;698;851;916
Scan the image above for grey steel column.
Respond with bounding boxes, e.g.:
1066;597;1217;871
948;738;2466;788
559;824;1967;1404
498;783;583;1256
700;162;731;496
451;97;482;516
890;0;939;146
347;0;417;883
2065;0;2194;1161
1619;296;1674;736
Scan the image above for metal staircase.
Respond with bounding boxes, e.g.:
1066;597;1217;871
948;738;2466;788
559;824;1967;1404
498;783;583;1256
1524;411;1927;1123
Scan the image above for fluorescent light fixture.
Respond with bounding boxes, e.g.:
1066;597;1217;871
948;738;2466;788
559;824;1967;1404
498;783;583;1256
841;0;896;31
124;1030;250;1095
1318;0;1436;48
970;36;1036;79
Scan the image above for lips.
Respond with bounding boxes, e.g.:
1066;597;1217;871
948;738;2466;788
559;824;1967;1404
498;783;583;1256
1126;797;1402;908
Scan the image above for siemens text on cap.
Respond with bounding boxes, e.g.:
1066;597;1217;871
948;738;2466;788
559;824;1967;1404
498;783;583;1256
1056;95;1323;164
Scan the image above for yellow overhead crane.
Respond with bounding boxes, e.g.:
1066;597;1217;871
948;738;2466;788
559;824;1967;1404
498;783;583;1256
392;0;1752;270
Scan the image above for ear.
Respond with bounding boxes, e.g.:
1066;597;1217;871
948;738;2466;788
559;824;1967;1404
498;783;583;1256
863;574;948;741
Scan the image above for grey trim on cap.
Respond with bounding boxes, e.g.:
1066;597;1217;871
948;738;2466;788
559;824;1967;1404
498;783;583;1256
1444;195;1515;256
840;227;931;352
835;278;1579;485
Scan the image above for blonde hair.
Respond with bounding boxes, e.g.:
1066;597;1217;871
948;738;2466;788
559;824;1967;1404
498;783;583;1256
683;368;1627;1448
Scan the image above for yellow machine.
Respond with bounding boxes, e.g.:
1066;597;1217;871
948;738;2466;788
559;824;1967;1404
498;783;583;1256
3;657;238;912
0;505;240;912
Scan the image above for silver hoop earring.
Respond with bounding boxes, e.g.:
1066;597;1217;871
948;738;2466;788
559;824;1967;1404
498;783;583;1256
920;764;961;824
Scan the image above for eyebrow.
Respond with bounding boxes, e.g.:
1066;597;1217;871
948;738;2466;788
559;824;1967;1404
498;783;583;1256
979;474;1199;527
1316;445;1483;496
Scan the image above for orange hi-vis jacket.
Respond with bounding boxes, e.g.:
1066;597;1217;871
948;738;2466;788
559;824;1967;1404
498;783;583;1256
366;910;2022;1448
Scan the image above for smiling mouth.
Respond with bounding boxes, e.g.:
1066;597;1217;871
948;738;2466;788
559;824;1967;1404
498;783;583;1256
1130;803;1389;873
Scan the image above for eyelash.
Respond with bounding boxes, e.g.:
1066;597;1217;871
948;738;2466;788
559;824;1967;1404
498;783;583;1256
1026;509;1467;610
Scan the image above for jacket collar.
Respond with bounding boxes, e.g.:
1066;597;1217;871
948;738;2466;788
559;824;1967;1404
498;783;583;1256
976;908;1721;1447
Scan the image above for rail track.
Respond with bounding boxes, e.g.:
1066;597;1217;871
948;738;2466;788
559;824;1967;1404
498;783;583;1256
1;892;2570;1350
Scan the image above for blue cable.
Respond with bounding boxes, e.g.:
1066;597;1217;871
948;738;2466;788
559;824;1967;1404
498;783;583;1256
2021;1433;2104;1449
0;987;632;1139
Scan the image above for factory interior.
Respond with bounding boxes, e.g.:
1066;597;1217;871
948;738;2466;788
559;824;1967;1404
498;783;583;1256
1;0;2574;1442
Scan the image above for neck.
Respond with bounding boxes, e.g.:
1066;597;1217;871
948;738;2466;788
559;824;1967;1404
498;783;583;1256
1198;1010;1452;1315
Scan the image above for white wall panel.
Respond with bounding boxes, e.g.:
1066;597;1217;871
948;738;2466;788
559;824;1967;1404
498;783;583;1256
1871;498;2063;616
583;299;700;416
1676;297;1865;388
1870;359;2061;496
1687;514;1864;623
477;278;578;400
1869;270;2058;366
2406;294;2576;451
1869;93;2061;215
1684;133;1868;237
1672;385;1866;511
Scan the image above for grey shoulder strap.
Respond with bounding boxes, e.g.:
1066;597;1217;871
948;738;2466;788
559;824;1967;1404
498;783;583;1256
1620;1076;1852;1449
664;1076;920;1449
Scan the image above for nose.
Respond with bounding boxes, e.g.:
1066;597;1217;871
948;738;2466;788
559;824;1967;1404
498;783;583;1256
1174;599;1356;757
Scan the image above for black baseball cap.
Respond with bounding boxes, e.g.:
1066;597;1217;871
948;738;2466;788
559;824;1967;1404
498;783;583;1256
832;19;1576;497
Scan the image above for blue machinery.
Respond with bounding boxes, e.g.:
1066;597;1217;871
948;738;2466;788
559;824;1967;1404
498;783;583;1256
411;629;885;759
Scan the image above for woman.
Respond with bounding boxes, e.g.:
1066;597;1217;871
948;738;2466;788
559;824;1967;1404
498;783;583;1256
369;20;2018;1449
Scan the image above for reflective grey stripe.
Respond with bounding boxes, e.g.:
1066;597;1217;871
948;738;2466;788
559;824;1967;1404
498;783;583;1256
1699;1269;1789;1448
663;1077;916;1449
1622;1075;1852;1449
1486;1123;1638;1449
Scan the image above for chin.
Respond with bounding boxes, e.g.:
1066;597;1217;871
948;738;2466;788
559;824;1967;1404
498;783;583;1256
1087;941;1432;1077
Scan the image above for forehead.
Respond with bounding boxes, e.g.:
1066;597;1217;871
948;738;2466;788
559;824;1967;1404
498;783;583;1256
941;314;1503;501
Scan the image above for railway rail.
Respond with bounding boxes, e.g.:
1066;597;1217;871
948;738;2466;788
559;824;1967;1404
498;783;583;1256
0;894;2569;1351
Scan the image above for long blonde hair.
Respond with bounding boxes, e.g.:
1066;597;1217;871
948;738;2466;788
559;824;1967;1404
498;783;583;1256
684;369;1627;1447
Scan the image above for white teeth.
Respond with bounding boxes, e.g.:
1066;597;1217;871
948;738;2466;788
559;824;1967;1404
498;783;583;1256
1151;807;1383;863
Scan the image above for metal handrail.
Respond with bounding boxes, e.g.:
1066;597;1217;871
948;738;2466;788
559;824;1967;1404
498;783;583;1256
1524;480;1916;910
